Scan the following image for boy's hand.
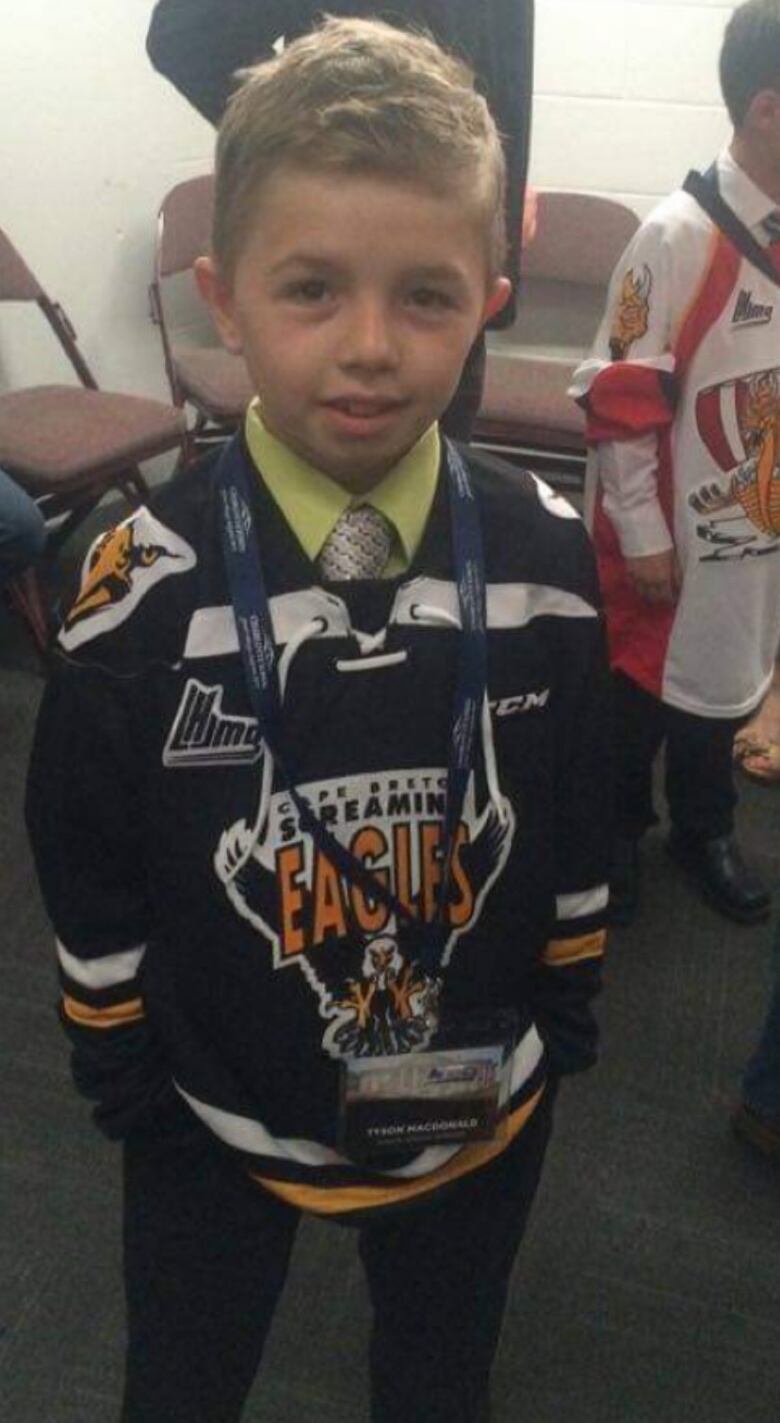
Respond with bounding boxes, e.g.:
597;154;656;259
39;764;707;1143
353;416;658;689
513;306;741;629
625;550;680;604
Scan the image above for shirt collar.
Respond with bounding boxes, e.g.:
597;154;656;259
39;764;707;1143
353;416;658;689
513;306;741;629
244;401;440;565
718;146;780;233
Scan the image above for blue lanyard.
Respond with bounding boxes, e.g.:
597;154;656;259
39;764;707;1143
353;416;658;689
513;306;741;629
216;434;488;975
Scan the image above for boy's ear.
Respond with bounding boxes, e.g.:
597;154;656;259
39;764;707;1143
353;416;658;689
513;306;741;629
745;87;780;134
481;276;512;326
193;255;244;354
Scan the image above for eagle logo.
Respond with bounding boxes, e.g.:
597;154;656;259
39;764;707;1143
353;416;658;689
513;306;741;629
214;764;514;1060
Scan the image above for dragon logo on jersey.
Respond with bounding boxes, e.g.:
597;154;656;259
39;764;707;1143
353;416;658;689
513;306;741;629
609;265;652;361
214;766;514;1059
59;511;196;651
691;367;780;560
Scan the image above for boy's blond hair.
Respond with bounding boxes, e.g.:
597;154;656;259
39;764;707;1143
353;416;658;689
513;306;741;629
213;14;507;282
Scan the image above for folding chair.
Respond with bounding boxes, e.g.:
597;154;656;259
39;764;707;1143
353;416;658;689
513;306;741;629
474;191;640;487
0;226;187;653
149;174;254;460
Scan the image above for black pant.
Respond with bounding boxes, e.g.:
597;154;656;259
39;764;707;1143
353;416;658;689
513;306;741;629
121;1088;554;1423
613;671;747;841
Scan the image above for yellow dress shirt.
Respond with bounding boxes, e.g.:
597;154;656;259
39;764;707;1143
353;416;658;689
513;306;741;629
244;402;440;577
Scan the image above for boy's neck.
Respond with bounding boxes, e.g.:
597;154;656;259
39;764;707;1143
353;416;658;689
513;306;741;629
324;465;398;496
259;411;420;496
730;132;780;207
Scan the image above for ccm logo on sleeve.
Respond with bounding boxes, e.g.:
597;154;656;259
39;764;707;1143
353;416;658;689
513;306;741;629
489;690;550;717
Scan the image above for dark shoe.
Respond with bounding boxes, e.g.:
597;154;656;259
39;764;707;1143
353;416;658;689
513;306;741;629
732;1102;780;1160
665;831;770;924
607;836;641;926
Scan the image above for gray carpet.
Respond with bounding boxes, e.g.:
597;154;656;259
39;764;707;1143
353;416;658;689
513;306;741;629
2;522;780;1422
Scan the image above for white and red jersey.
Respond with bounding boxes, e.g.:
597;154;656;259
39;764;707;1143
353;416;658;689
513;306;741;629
572;150;780;718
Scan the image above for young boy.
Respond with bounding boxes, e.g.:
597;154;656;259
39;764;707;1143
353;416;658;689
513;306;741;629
572;0;780;926
145;0;536;441
26;19;609;1423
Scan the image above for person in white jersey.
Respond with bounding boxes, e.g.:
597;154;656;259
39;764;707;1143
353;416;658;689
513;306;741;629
571;0;780;926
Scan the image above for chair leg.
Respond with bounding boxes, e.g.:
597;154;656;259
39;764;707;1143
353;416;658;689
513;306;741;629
180;421;199;469
117;466;152;504
4;565;52;655
45;492;104;557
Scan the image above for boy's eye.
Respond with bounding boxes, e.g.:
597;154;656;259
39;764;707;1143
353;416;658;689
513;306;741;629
284;278;331;303
408;287;455;311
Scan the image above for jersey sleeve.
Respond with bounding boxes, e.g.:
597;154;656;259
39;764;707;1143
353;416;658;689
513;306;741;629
25;658;171;1139
527;534;612;1075
569;216;683;558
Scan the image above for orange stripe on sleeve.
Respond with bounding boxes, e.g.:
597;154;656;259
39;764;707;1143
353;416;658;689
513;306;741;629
543;930;606;967
62;994;145;1029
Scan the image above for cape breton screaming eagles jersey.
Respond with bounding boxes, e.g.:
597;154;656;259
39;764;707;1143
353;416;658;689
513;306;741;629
26;440;610;1218
572;150;780;717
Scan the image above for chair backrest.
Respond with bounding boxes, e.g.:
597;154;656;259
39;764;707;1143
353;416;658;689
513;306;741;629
151;174;223;412
501;190;641;356
157;174;215;279
0;225;97;388
0;227;44;302
481;191;642;438
521;191;640;287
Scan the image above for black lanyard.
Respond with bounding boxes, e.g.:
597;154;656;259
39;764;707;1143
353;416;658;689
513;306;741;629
683;164;780;288
216;434;488;976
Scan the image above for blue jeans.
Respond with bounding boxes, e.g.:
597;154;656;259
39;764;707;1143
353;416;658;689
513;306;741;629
0;468;46;588
743;905;780;1118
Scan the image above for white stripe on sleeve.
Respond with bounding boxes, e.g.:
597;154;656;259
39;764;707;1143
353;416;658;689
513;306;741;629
56;938;146;990
555;885;609;921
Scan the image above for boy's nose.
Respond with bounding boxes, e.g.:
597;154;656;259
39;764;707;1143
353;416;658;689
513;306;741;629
341;297;398;370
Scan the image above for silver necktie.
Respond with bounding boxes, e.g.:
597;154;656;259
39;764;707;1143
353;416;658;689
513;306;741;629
319;505;393;580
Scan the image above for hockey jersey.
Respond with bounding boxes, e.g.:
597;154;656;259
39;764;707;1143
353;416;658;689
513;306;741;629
571;150;780;717
26;438;609;1218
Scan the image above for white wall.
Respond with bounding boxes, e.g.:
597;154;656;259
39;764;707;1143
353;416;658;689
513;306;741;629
532;0;734;216
0;1;213;400
0;0;736;407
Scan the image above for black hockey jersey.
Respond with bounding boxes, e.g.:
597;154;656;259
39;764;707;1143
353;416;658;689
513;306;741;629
26;440;610;1218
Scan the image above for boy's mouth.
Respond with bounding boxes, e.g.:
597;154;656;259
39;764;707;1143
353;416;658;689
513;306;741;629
324;396;405;417
321;395;407;438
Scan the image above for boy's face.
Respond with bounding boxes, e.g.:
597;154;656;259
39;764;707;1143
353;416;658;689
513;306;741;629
740;87;780;193
760;90;780;182
197;168;510;492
